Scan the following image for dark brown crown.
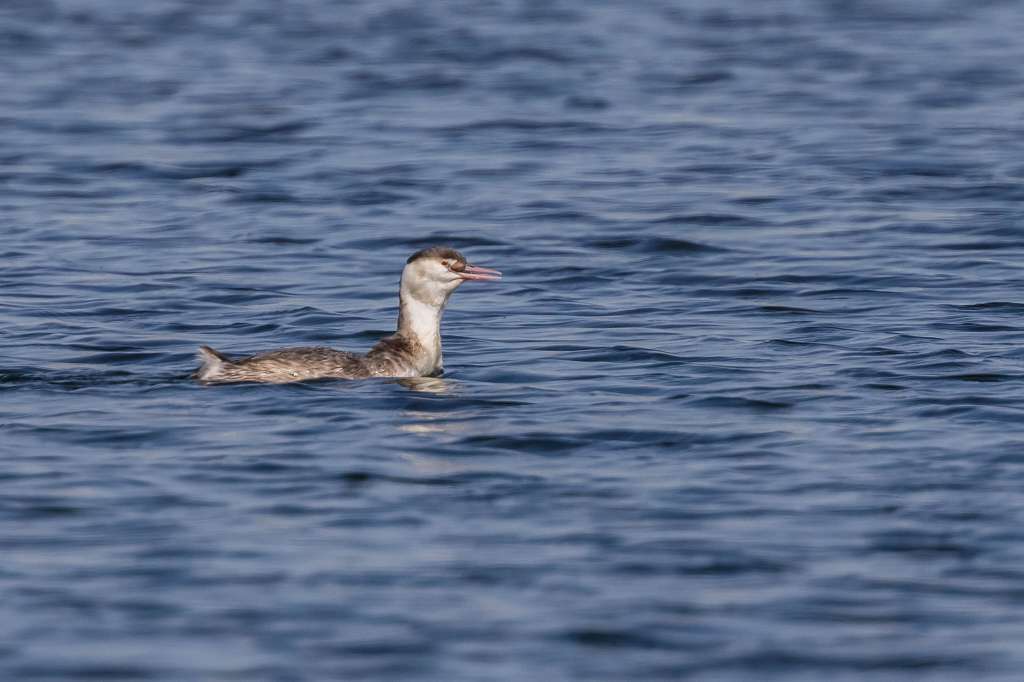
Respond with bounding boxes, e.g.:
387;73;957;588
407;246;466;265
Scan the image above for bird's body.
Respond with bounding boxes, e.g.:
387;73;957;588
195;247;500;384
195;335;426;383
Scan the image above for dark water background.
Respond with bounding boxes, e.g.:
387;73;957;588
4;0;1024;679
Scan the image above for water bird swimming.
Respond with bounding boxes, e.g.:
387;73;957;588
194;247;501;384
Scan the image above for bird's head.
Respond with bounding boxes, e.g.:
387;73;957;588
401;246;501;307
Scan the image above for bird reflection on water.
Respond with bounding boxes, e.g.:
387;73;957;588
396;376;457;395
395;376;467;439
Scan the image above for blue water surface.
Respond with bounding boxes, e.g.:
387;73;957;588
4;1;1024;680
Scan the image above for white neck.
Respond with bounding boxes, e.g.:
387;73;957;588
396;279;448;373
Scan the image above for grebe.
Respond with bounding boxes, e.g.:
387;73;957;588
194;247;501;384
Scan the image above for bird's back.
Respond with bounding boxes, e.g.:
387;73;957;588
196;346;371;383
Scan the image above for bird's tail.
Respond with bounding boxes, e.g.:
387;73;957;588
195;345;232;382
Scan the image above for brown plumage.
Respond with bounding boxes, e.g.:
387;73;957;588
194;247;501;384
407;246;464;264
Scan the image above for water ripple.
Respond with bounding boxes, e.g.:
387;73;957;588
4;1;1024;680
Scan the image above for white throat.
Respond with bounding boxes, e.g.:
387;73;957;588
397;275;452;373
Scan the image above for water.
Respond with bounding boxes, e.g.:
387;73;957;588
4;0;1024;679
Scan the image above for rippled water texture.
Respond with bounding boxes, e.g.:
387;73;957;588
4;1;1024;679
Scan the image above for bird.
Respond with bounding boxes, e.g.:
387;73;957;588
194;246;501;384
